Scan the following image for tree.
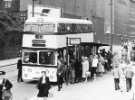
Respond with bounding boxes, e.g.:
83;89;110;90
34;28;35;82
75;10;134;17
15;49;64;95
0;11;23;59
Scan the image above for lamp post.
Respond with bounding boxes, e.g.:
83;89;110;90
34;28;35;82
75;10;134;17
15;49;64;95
32;0;37;17
110;0;113;52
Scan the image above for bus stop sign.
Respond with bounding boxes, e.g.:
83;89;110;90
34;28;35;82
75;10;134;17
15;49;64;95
69;38;81;45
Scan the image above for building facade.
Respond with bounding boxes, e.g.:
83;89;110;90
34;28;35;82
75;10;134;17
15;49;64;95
0;0;20;12
127;0;135;36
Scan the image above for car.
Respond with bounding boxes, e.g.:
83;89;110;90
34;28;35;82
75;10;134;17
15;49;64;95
0;71;6;75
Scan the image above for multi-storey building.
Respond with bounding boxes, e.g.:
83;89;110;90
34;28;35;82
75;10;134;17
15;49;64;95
0;0;20;12
104;0;129;46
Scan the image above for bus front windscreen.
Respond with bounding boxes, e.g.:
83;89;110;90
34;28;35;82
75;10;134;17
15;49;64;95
39;51;55;65
23;52;37;64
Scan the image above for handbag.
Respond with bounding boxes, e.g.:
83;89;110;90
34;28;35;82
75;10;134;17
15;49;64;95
2;90;12;100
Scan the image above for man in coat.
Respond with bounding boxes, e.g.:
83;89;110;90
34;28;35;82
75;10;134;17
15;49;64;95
17;59;23;82
125;65;134;92
57;56;65;91
113;65;120;90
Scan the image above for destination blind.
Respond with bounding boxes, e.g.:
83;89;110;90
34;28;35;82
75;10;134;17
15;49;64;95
24;23;55;33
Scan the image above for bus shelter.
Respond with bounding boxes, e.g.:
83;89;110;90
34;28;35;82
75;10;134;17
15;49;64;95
80;42;109;56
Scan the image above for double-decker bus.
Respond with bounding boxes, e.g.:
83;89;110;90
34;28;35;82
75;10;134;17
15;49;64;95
22;16;93;82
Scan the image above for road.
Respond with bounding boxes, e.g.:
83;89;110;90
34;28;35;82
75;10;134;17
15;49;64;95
1;63;133;100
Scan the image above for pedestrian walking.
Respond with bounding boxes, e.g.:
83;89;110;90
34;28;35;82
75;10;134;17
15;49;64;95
37;71;51;100
113;65;120;91
57;56;65;91
91;54;98;79
125;64;134;92
17;59;23;82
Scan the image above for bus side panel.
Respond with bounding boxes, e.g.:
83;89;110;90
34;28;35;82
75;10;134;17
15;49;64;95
22;66;57;82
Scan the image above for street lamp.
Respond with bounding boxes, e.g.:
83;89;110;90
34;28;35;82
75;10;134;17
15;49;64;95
32;0;37;17
110;0;113;52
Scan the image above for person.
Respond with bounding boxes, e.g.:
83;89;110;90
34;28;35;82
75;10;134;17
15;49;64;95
97;54;105;76
74;59;82;83
57;56;65;91
91;54;98;79
119;60;127;92
81;56;89;81
69;59;75;84
113;65;120;91
88;55;93;72
125;64;134;92
0;72;5;100
107;50;113;70
17;59;23;82
0;74;13;100
37;71;51;100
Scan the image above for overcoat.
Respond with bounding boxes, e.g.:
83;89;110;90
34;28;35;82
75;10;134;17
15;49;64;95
37;77;51;97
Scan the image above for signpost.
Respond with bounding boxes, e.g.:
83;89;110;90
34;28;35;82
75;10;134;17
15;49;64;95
69;38;81;59
69;38;81;45
66;37;81;85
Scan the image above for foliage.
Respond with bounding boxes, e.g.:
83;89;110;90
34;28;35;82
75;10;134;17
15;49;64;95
0;11;23;59
0;11;23;33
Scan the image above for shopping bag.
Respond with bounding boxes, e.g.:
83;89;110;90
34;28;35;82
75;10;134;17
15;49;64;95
85;71;91;77
2;90;12;100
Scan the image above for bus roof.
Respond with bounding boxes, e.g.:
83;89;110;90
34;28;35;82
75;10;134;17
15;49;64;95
25;16;92;24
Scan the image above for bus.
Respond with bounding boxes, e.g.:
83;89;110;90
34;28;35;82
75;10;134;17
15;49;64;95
22;16;93;82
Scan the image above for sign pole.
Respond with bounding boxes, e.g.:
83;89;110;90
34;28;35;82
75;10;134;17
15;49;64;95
75;45;77;59
110;0;113;53
66;37;69;85
32;0;34;17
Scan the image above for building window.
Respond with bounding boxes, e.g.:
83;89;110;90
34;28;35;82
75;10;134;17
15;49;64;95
19;11;27;23
4;1;12;8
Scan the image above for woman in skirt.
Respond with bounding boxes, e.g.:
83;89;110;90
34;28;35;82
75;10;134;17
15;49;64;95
37;71;51;100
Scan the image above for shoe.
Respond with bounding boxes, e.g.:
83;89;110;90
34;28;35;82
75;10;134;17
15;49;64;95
60;85;62;88
58;88;61;91
21;79;23;82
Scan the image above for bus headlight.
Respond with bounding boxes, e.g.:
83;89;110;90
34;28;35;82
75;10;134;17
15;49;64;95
23;57;29;63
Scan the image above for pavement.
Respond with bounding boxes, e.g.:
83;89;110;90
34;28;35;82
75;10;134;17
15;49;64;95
0;58;134;100
0;58;18;82
26;72;133;100
46;73;133;100
0;58;18;67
